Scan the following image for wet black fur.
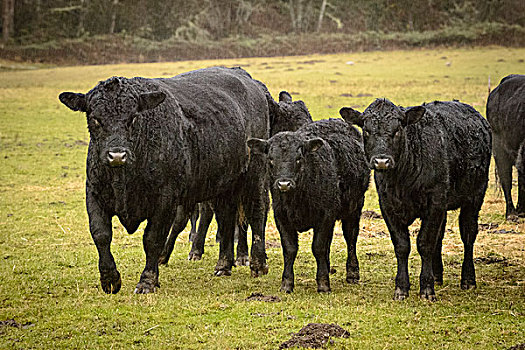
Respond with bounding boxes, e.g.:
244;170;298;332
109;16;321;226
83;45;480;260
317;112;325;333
184;90;314;265
249;119;370;293
486;74;525;219
341;99;491;300
59;67;270;293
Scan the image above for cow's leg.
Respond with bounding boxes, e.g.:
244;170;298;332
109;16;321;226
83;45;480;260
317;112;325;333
136;215;173;294
417;208;445;301
213;196;237;276
312;221;334;293
432;215;447;285
159;205;191;265
87;189;121;294
277;219;298;293
516;142;525;216
493;138;517;219
383;212;411;300
235;221;250;266
459;204;480;290
189;202;214;261
188;204;200;242
243;155;269;277
342;199;364;284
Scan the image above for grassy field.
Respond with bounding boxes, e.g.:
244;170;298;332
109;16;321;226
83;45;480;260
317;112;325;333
0;47;524;349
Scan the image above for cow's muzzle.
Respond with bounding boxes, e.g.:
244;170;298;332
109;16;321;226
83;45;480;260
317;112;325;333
275;179;295;192
107;147;129;167
370;156;395;171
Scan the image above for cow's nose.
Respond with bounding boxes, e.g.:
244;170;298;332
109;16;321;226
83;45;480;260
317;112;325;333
108;151;127;166
278;180;292;192
373;158;391;170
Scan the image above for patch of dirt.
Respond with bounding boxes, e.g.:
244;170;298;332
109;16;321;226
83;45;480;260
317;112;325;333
474;256;511;266
362;210;382;219
279;323;350;349
245;292;281;303
508;343;525;350
489;229;520;235
0;319;34;331
479;223;499;230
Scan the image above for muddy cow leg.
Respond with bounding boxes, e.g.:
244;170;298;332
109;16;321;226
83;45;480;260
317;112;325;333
213;195;238;276
493;137;517;219
432;215;447;286
277;219;298;293
383;211;411;300
87;188;121;294
189;202;215;261
159;205;191;265
417;208;446;301
312;220;335;293
188;204;199;242
516;142;525;216
459;204;481;290
235;221;250;266
136;212;174;294
342;200;363;283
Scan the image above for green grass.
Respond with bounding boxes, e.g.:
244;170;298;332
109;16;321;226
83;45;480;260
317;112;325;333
0;47;524;349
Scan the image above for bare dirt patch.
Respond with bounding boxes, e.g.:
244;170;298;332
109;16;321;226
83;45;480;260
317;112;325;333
279;323;350;349
245;292;281;303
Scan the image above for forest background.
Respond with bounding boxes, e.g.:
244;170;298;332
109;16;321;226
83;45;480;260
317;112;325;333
1;0;525;65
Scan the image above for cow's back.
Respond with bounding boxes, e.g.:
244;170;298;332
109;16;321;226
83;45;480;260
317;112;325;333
421;101;491;208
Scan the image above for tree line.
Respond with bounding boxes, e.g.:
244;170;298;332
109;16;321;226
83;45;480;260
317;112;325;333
2;0;524;44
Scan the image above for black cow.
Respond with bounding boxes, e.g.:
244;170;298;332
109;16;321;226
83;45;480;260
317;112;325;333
173;91;314;265
59;67;270;294
486;74;525;220
341;99;491;300
248;119;370;293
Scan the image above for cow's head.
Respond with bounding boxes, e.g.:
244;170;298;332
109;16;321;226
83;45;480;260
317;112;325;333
59;77;166;168
269;91;313;136
340;98;425;171
248;132;324;193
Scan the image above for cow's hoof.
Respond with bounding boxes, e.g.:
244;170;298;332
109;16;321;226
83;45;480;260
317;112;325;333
280;279;294;294
250;259;269;277
420;287;436;301
506;214;520;222
393;287;409;301
235;255;250;267
188;251;203;261
460;280;476;290
100;269;121;294
214;268;232;277
214;258;233;276
134;280;158;294
317;278;331;293
434;275;443;286
346;270;360;284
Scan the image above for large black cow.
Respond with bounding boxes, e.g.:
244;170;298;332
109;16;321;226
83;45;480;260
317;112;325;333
59;67;270;294
248;119;369;293
161;90;314;265
341;99;491;300
486;74;525;220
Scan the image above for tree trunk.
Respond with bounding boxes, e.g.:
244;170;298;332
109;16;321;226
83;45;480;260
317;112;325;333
316;0;327;32
2;0;15;42
109;0;118;34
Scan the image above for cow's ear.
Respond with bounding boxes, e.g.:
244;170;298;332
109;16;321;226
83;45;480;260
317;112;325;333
403;106;425;126
247;138;269;154
303;138;324;153
59;92;87;112
138;91;166;112
339;107;363;127
279;91;293;102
